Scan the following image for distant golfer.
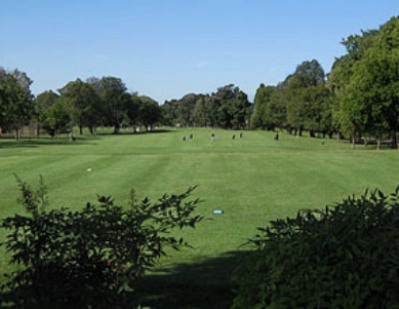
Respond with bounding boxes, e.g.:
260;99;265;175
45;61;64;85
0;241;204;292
274;133;279;141
211;133;215;142
240;132;243;139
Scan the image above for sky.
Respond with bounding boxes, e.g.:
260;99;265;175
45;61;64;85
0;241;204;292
1;0;399;103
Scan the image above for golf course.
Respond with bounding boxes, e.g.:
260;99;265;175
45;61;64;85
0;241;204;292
1;128;398;307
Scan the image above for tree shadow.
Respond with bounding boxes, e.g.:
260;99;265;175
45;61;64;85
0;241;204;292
136;251;248;309
0;137;97;149
96;129;175;136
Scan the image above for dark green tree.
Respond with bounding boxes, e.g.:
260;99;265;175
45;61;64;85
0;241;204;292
42;97;73;137
160;99;178;126
329;18;399;148
0;69;34;140
192;95;214;127
138;96;162;131
329;31;378;144
59;79;102;135
284;60;330;136
126;93;141;132
175;93;198;127
97;76;129;134
33;90;59;137
346;17;399;148
161;85;251;129
252;84;276;129
266;86;288;130
213;84;251;129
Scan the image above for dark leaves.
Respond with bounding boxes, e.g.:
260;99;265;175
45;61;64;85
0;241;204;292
233;186;399;309
0;177;203;308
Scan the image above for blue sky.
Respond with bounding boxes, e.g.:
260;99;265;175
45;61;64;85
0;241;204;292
1;1;398;103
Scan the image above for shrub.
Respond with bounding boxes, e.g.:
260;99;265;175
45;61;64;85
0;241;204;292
232;187;399;309
0;176;202;308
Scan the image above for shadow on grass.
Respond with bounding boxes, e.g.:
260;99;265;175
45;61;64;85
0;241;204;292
136;251;248;309
96;129;175;136
0;136;98;149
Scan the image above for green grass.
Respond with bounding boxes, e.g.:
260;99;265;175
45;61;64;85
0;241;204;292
1;128;399;308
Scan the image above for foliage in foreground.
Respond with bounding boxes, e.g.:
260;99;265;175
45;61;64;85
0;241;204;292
233;187;399;309
0;176;202;309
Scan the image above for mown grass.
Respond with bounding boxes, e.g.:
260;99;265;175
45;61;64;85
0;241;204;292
1;128;399;308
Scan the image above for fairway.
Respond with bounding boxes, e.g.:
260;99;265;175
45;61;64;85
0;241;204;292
1;128;399;304
1;129;399;260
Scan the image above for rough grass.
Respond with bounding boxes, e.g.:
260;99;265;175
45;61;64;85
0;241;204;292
1;128;398;308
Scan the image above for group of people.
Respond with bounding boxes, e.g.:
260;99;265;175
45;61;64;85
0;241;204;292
182;132;246;142
182;133;194;141
231;132;244;140
181;132;286;142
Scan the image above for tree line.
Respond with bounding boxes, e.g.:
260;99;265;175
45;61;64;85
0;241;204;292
161;84;252;130
0;72;163;138
252;16;399;148
0;69;252;138
2;16;399;146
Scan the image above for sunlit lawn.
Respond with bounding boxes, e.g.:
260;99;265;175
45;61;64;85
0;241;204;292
1;127;399;307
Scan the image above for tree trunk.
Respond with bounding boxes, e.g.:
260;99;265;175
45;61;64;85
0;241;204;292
391;131;398;149
297;128;302;137
35;123;39;137
79;125;83;135
113;123;120;134
15;128;20;141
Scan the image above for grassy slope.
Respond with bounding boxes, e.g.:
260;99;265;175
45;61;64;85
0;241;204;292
1;128;398;307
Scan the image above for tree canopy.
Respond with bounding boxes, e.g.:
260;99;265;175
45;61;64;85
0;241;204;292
330;16;399;148
0;68;34;140
161;84;251;129
252;59;333;137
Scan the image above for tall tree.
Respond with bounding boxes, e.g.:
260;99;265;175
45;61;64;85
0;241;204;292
42;97;73;137
329;30;378;142
59;79;102;135
330;17;399;148
252;84;277;129
125;93;140;131
0;70;34;140
192;95;213;127
160;99;178;126
267;86;288;130
33;90;59;136
96;77;129;134
213;84;251;129
138;96;162;131
284;59;330;136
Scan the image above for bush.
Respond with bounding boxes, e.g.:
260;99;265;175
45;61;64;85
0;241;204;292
0;176;202;308
232;187;399;309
